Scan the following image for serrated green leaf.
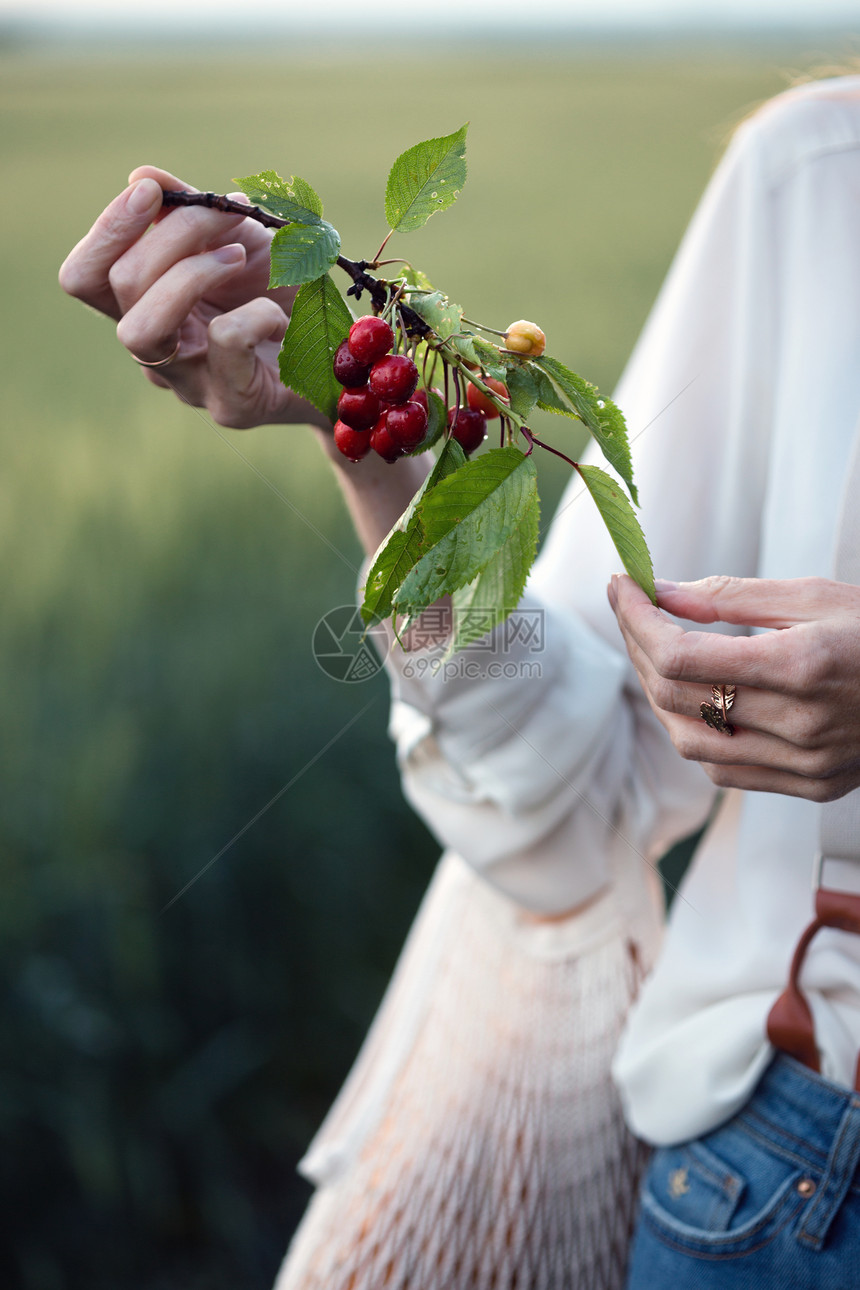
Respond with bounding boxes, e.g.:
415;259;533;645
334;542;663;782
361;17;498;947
531;363;572;415
471;336;507;382
536;356;638;505
268;221;340;287
405;389;447;457
385;124;468;233
402;265;435;291
450;483;539;652
448;333;481;365
233;170;323;223
394;448;536;611
505;364;540;421
575;464;655;602
278;274;353;423
406;291;463;341
360;438;466;625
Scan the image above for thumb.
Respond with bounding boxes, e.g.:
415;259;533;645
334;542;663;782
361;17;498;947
654;575;853;628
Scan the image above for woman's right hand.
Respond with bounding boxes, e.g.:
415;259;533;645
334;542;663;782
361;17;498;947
58;165;330;431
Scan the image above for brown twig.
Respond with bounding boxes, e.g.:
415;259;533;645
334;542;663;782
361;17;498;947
160;190;430;337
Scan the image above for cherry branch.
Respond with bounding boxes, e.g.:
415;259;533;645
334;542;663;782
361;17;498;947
160;190;430;337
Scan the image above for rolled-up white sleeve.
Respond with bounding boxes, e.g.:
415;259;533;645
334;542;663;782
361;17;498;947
386;595;633;911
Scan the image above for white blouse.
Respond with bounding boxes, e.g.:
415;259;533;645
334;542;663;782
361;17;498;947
381;75;860;1145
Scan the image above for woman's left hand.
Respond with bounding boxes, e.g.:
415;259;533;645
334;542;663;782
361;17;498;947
607;574;860;802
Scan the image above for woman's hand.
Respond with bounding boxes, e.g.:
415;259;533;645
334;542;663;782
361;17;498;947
58;166;329;430
607;574;860;802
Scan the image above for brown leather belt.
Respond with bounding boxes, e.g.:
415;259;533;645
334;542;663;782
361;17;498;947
767;854;860;1092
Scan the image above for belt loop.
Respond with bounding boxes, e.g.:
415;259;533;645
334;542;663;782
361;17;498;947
797;1096;860;1250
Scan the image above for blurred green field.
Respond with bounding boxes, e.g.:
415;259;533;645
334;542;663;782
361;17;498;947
1;39;849;1289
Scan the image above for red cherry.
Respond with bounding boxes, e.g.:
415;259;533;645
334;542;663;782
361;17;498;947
448;406;487;454
333;339;371;388
337;385;381;432
411;386;429;414
370;415;403;464
386;400;428;449
467;377;508;420
348;316;394;365
333;420;371;462
369;354;418;405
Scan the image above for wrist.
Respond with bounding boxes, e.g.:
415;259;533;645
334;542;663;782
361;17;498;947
313;425;433;558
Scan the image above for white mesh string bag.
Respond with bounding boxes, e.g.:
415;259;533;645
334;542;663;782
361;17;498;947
274;851;660;1290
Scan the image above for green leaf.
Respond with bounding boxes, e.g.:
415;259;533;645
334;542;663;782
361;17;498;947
575;463;655;602
385;124;468;233
450;483;539;652
505;364;540;421
406;291;464;341
360;438;466;625
531;363;572;415
447;332;481;366
232;170;323;223
471;337;507;382
401;265;435;291
278;274;353;423
268;221;340;287
394;448;537;611
536;356;638;504
405;389;447;457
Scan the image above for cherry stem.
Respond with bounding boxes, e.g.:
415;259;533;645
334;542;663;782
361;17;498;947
461;316;508;338
520;426;579;470
444;349;510;420
451;368;462;426
371;229;394;264
160;190;431;338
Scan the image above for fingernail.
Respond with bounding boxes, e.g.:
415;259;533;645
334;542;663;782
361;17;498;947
654;579;679;593
212;243;244;265
128;179;159;215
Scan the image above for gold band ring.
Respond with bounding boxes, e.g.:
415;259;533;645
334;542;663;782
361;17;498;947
700;683;736;736
130;339;181;369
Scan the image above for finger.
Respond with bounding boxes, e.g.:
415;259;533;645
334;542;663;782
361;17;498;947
116;243;246;363
660;705;856;779
614;611;782;732
108;195;251;317
655;575;859;628
611;573;796;689
132;164;288;307
615;598;853;755
701;760;860;804
205;298;289;428
58;177;165;319
128;164;194;195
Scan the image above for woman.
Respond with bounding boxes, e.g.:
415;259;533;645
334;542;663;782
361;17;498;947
59;73;860;1288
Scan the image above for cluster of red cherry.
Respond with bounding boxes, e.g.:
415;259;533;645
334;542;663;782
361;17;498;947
331;316;493;463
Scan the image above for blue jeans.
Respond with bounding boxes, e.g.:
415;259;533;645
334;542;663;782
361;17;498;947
625;1054;860;1289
